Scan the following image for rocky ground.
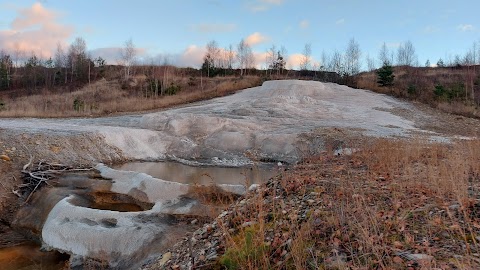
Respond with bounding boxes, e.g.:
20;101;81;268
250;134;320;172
144;138;480;270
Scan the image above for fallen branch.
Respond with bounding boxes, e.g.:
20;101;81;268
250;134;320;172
18;160;93;204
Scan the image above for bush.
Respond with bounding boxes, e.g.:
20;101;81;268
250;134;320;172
407;84;417;96
73;97;85;111
0;100;5;110
220;226;269;270
164;83;180;95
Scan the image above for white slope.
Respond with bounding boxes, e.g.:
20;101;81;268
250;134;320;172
0;80;430;165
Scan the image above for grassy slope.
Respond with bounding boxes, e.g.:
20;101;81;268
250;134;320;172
0;75;262;118
154;139;480;269
356;66;480;118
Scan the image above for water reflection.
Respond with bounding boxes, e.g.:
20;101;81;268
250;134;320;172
0;243;69;270
115;161;278;185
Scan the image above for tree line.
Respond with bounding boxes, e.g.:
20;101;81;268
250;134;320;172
1;36;479;93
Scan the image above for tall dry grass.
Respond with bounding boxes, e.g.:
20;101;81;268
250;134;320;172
216;138;480;269
0;76;262;118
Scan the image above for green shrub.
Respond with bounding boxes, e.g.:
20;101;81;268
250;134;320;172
407;84;417;96
73;97;85;111
165;83;180;95
219;227;269;270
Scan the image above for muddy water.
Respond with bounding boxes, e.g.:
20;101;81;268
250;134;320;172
115;161;279;185
6;162;279;269
0;243;69;270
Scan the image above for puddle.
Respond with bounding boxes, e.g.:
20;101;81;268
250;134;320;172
70;191;154;212
0;243;69;270
115;161;279;185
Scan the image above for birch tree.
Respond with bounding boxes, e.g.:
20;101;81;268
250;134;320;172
345;38;361;75
237;39;253;76
300;43;312;70
121;38;136;80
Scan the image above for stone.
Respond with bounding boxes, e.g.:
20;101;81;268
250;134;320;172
159;252;172;266
0;154;10;161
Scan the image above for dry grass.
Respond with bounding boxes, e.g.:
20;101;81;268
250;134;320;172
0;76;262;118
215;138;480;269
356;66;480;118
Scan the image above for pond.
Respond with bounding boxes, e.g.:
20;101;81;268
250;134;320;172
115;161;280;186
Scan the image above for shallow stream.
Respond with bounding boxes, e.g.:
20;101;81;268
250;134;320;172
1;161;278;269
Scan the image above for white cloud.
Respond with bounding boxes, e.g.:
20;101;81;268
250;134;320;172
287;53;319;70
457;24;475;32
191;23;237;33
248;0;284;12
299;20;309;29
176;45;207;67
0;3;74;58
245;32;269;46
335;18;345;25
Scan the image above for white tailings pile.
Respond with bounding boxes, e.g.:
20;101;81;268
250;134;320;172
3;80;454;268
41;164;246;268
0;80;430;166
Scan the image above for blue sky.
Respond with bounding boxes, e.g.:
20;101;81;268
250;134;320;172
0;0;478;69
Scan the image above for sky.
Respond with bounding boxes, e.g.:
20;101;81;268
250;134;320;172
0;0;479;69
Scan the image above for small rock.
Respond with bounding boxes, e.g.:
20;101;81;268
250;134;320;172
191;219;198;225
206;251;218;260
0;154;10;161
393;241;403;249
449;204;460;210
248;184;260;192
198;255;206;261
171;265;180;270
11;147;15;151
307;199;315;205
393;256;403;264
242;221;257;227
399;253;434;267
159;252;172;266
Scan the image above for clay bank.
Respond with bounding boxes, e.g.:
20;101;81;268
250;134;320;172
0;80;466;268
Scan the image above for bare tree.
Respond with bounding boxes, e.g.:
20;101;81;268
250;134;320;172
227;44;235;71
366;53;376;71
121;38;136;81
378;42;390;65
396;40;417;66
300;43;312;70
202;40;220;77
54;42;68;84
237;39;253;76
329;50;344;75
345;38;361;75
266;44;277;75
320;50;329;71
68;37;88;82
13;42;24;68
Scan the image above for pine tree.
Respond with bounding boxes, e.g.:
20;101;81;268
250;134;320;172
376;62;395;87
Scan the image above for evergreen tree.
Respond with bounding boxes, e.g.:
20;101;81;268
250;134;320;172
376;62;395;87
